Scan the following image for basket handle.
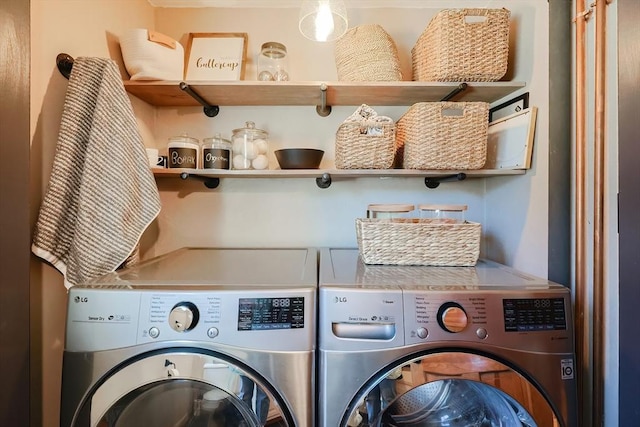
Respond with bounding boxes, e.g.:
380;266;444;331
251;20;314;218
460;8;503;26
147;30;178;49
440;103;466;119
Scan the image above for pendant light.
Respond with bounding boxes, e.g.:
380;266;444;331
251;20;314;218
299;0;348;42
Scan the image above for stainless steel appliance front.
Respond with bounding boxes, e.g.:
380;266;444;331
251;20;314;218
61;247;317;427
318;248;577;427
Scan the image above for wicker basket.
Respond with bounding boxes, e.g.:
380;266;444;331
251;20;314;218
412;8;510;82
335;106;397;169
397;102;489;170
356;218;481;266
335;24;403;81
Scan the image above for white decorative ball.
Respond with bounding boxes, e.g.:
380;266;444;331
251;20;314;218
258;70;274;81
233;154;251;170
254;139;268;155
242;142;259;160
252;154;269;170
274;70;290;81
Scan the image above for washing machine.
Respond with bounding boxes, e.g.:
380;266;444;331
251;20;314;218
318;248;577;427
60;247;317;427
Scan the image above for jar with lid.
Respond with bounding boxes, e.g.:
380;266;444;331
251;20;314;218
418;204;467;223
257;42;289;82
202;134;232;170
366;204;415;219
231;121;269;170
167;134;199;169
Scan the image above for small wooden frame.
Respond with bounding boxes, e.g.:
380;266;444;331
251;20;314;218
185;32;248;81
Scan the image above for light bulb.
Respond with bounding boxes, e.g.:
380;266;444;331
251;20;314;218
315;2;335;42
299;0;348;42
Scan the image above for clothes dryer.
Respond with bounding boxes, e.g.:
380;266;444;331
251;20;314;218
318;248;577;427
61;247;317;427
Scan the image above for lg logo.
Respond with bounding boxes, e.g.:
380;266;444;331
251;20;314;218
334;296;347;303
74;296;88;303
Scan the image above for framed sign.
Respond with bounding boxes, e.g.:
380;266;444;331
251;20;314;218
185;33;248;81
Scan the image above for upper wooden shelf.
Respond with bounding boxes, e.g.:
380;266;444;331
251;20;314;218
123;80;526;108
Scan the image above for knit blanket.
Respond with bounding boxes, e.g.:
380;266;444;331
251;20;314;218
32;57;161;288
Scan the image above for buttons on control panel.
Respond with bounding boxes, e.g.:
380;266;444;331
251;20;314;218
148;327;160;339
476;328;488;340
416;327;429;339
207;327;219;339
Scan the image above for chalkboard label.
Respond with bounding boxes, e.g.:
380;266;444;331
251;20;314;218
203;148;231;170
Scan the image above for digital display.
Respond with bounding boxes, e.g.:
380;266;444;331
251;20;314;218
238;297;304;331
503;298;566;332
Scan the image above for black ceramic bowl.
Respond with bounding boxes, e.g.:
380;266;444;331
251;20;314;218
275;148;324;169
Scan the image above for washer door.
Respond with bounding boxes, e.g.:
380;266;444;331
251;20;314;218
76;351;291;427
344;352;559;427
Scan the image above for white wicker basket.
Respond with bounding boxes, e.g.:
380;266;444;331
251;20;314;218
119;29;184;81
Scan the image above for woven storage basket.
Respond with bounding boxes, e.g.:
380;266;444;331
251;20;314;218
335;24;403;81
335;106;397;169
412;8;510;82
356;218;481;266
397;102;489;170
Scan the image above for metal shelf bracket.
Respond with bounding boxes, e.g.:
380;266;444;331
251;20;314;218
316;173;332;188
179;82;220;117
179;172;220;189
424;173;467;189
440;83;469;101
316;83;332;117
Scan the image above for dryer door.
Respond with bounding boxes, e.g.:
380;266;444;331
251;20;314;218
73;351;292;427
343;352;560;427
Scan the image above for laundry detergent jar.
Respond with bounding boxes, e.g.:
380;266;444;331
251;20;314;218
231;121;269;170
168;134;199;169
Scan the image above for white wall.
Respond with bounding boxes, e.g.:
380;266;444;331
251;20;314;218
30;1;549;425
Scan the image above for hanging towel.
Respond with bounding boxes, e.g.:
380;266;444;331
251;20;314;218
32;57;161;289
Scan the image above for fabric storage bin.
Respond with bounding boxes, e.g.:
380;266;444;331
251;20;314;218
335;105;396;169
397;102;489;170
119;29;184;81
356;217;481;266
334;24;403;81
412;8;510;82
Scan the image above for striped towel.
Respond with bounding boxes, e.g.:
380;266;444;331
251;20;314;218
32;57;161;288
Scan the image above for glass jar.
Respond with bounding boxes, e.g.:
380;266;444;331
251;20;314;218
418;204;467;223
167;134;199;169
231;121;269;170
202;134;232;170
366;204;415;219
257;42;289;82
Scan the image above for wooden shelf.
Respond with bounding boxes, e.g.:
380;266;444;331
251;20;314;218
153;168;526;189
124;80;526;108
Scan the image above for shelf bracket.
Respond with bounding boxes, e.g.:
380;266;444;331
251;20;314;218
440;83;468;101
424;173;467;189
316;173;332;189
179;172;220;189
179;82;220;117
56;53;74;79
316;83;332;117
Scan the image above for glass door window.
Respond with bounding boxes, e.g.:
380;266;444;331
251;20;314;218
345;352;558;427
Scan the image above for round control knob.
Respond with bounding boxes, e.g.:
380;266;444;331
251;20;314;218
169;302;199;332
416;327;429;339
437;302;468;333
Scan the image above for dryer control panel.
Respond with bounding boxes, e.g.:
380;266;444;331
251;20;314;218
403;289;573;353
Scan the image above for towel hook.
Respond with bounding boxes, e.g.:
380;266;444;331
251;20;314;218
57;53;74;79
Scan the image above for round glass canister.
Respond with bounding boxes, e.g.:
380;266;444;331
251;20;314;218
202;134;232;170
418;204;467;223
231;121;269;170
167;134;199;169
366;204;415;219
257;42;289;82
